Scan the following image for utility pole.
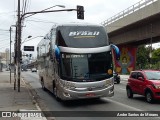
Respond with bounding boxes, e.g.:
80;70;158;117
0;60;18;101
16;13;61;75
149;23;153;69
14;23;17;90
9;27;12;84
17;0;21;92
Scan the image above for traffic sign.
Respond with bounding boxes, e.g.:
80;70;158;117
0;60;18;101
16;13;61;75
24;46;34;51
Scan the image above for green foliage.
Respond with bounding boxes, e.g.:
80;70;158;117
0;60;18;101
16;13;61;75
152;48;160;61
136;45;160;70
136;45;149;69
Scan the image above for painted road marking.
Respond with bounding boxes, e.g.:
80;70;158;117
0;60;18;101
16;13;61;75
103;98;143;111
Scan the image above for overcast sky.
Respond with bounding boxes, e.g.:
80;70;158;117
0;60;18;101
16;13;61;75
0;0;159;56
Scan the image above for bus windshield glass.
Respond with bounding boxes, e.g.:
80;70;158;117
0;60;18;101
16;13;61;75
56;26;109;48
60;51;113;82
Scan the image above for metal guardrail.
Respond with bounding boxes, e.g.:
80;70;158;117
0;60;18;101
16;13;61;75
101;0;158;26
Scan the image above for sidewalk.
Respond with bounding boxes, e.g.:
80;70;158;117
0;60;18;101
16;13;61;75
0;71;47;120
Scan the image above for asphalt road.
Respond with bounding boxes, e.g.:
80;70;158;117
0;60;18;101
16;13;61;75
22;71;160;120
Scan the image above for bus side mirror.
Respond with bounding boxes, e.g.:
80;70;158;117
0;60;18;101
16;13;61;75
55;45;60;62
111;44;120;60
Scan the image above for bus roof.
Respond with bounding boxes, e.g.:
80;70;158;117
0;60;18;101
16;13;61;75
37;22;108;48
51;22;104;29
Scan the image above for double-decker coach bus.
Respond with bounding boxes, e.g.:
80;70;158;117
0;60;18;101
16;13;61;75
37;23;120;101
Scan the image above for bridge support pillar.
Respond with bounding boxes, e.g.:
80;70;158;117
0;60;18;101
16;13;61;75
114;45;137;74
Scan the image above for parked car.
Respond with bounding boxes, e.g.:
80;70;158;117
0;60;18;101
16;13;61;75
21;68;27;72
31;68;37;72
126;70;160;103
113;71;120;84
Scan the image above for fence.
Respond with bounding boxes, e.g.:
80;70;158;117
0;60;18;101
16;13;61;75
101;0;157;26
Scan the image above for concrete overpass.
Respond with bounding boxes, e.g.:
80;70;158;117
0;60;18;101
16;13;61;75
101;0;160;46
101;0;160;74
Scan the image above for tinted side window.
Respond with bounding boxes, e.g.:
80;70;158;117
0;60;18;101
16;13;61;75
131;72;137;79
137;72;144;79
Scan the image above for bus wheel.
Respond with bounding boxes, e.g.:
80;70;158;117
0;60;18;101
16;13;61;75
41;79;46;91
54;86;61;102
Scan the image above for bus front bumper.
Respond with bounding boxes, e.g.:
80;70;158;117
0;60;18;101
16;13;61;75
58;85;114;100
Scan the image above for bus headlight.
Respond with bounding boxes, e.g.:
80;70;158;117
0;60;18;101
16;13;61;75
64;81;76;89
105;79;113;87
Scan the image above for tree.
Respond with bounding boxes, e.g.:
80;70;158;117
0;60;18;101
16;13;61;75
151;48;160;69
136;45;149;69
152;48;160;61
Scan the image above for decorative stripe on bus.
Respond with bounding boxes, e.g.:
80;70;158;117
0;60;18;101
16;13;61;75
58;46;111;54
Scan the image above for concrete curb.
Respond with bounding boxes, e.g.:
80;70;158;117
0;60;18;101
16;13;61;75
21;78;48;120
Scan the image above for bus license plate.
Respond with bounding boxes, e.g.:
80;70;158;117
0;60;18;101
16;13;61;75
85;93;95;97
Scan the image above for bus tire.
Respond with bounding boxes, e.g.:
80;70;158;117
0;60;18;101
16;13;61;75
41;79;46;91
53;84;61;102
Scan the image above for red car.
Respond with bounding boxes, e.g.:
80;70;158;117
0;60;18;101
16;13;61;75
126;70;160;103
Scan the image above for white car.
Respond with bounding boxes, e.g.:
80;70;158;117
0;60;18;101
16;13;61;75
31;68;37;72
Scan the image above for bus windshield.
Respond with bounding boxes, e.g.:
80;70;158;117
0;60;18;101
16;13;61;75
56;26;109;48
60;51;113;82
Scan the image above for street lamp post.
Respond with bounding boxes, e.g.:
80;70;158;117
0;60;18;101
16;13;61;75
9;25;16;84
149;23;153;68
24;5;65;19
21;35;44;69
21;36;43;44
21;35;32;60
21;35;32;44
9;27;12;84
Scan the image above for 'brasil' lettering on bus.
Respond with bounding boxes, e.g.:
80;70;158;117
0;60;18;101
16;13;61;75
69;31;100;36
